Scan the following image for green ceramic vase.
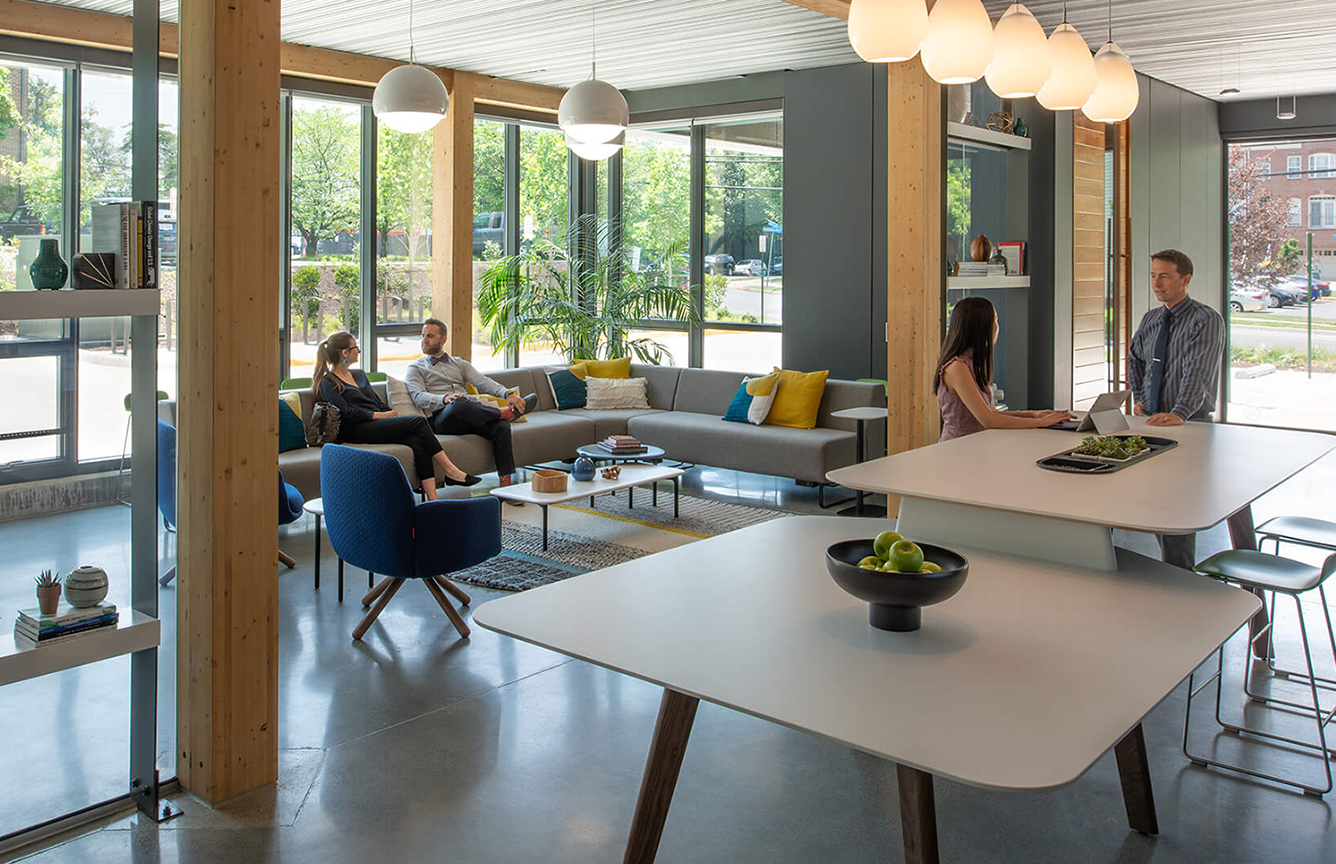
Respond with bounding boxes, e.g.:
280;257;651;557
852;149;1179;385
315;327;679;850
29;238;69;290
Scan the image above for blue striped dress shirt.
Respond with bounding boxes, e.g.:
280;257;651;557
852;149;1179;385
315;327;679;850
1127;296;1225;420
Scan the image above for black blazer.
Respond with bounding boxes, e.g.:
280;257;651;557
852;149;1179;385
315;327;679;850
319;370;389;425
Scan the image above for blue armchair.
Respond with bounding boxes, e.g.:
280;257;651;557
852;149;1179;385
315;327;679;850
158;419;306;585
319;444;502;641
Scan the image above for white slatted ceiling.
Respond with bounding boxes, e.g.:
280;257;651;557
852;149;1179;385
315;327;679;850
23;0;1336;100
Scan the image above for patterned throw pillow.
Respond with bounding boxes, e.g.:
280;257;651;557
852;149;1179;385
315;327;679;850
278;392;307;452
721;373;779;425
544;367;587;410
584;377;650;410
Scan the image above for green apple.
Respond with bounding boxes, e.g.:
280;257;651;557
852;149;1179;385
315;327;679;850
857;556;882;571
919;561;943;574
889;540;924;573
873;531;904;561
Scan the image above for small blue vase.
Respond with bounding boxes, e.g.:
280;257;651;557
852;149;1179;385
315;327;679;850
29;238;68;290
572;455;596;482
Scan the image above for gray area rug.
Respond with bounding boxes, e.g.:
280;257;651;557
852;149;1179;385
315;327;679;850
450;495;786;591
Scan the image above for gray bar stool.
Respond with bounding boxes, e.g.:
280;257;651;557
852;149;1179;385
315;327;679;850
1183;549;1336;796
1256;516;1336;691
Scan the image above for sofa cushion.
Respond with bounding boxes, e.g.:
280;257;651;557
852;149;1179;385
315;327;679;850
433;411;598;476
562;407;664;440
585;376;650;410
484;368;539;399
672;368;750;415
629;363;681;410
279;442;419;501
570;356;631;379
279;393;307;452
544;367;588;410
627;411;856;484
766;368;829;430
385;375;426;418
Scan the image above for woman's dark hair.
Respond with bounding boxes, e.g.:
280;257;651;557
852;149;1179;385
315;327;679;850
933;297;995;394
312;331;356;396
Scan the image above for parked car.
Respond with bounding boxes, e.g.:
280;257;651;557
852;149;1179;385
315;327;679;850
734;259;768;277
704;253;735;275
1229;288;1268;313
1281;275;1326;300
0;204;54;240
770;258;782;276
290;230;304;256
317;230;359;256
473;211;504;257
1267;283;1303;307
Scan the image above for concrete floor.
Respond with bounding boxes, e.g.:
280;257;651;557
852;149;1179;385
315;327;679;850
4;461;1336;862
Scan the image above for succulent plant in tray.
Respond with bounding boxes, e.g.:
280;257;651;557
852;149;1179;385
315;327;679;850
1072;434;1149;461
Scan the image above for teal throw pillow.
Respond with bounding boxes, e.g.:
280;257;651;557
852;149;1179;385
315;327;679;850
544;367;587;410
279;397;307;452
722;382;752;423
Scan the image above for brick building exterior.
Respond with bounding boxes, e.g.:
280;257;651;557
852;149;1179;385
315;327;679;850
1241;138;1336;274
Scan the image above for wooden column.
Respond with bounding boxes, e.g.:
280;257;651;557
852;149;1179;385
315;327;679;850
884;62;943;461
177;0;281;803
432;72;475;360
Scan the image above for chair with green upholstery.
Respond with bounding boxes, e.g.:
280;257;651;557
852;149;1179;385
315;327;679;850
1183;548;1336;796
280;377;312;390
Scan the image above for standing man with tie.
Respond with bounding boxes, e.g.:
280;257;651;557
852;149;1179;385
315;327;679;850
1127;249;1225;426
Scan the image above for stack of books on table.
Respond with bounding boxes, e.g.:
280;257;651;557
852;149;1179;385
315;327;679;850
598;434;647;456
14;603;119;647
956;261;1007;277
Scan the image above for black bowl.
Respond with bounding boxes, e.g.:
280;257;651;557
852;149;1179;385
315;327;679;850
826;539;969;632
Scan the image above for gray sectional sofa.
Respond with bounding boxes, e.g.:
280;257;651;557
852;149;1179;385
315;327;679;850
168;364;884;501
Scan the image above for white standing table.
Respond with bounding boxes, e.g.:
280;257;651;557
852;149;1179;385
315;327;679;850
474;516;1259;863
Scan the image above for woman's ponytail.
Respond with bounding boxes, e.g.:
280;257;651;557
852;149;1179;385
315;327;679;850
311;332;355;397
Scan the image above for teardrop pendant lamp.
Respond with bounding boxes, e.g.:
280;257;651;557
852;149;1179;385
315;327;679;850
846;0;928;63
372;0;449;133
1081;0;1139;122
984;3;1050;99
559;9;628;159
1036;1;1095;110
920;0;994;85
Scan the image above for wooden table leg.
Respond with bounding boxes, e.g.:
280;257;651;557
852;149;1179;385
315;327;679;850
1159;533;1196;570
896;764;939;864
1113;723;1159;835
622;688;699;864
1227;505;1271;660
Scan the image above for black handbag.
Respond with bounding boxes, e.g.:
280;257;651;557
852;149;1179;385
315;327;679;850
305;401;342;447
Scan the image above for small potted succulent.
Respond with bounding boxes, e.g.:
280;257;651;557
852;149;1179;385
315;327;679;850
35;569;62;616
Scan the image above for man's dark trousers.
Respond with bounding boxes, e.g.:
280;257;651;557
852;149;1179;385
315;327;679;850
430;399;516;476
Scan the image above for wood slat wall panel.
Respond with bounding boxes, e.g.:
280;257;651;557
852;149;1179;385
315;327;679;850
1072;115;1107;410
1074;296;1106;317
1074;328;1105;350
1074;262;1105;283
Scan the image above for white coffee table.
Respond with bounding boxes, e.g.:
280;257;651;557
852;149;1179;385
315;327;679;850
474;515;1259;863
490;464;684;550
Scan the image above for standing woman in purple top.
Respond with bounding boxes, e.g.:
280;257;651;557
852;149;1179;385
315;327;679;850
934;297;1072;441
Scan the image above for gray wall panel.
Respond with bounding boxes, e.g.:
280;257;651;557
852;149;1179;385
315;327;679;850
1219;94;1336;141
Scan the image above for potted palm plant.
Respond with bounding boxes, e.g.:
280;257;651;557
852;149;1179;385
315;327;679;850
478;215;701;364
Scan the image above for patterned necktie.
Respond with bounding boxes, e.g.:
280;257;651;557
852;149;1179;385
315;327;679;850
1146;311;1173;414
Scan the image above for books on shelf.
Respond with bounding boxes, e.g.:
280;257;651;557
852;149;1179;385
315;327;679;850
18;602;117;630
15;602;119;647
955;261;1007;277
88;202;158;290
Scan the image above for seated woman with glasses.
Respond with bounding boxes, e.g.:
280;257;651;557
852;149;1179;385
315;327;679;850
311;332;480;499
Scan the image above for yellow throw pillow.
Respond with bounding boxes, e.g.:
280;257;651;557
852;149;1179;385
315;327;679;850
570;357;630;379
764;367;829;429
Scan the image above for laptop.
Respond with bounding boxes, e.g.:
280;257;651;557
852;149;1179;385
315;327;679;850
1049;390;1132;433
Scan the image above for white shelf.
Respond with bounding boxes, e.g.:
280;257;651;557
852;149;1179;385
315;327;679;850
948;276;1031;290
948;122;1033;151
0;289;161;320
0;610;160;687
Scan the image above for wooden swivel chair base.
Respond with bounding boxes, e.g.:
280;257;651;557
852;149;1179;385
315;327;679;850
356;576;473;640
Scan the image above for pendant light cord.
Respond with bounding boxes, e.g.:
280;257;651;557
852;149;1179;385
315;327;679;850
1107;0;1113;42
409;0;416;64
591;5;598;79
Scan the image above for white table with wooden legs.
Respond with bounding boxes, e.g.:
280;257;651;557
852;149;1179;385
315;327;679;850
474;516;1259;863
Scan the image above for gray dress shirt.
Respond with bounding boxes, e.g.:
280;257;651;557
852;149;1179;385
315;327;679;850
1127;296;1225;420
404;354;513;414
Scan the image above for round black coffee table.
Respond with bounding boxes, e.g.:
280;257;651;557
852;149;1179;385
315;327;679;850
574;443;668;509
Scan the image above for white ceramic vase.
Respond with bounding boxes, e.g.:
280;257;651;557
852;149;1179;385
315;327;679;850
64;565;109;608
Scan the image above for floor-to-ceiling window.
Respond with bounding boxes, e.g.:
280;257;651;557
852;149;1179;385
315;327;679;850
471;117;508;370
372;115;433;379
517;123;569;368
701;115;782;371
1226;139;1336;431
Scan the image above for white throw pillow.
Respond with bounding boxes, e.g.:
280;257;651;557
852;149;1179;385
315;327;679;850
385;375;426;417
746;378;778;425
584;376;651;410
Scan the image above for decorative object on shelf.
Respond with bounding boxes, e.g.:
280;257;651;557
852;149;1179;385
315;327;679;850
600;465;622;481
560;7;627;160
947;255;959;278
1012;116;1029;138
35;569;62;616
985;111;1014;134
1081;0;1139;123
920;0;994;85
372;0;449;133
985;3;1051;99
64;565;109;608
996;241;1026;276
72;252;116;289
846;0;928;63
969;234;993;262
1037;2;1096;110
531;469;569;494
989;245;1008;270
946;85;973;125
29;238;68;290
572;455;596;482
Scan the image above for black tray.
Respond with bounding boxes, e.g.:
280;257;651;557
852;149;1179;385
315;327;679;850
1036;435;1178;475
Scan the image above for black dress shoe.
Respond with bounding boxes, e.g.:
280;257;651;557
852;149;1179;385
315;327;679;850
444;473;482;487
522;393;538;414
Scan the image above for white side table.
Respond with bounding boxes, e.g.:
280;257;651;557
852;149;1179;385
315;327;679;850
830;406;889;517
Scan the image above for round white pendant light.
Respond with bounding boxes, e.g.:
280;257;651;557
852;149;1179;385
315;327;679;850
1082;42;1139;122
984;3;1050;99
567;131;626;161
559;72;629;147
373;64;449;133
846;0;928;63
372;0;448;134
920;0;994;86
1036;22;1095;110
